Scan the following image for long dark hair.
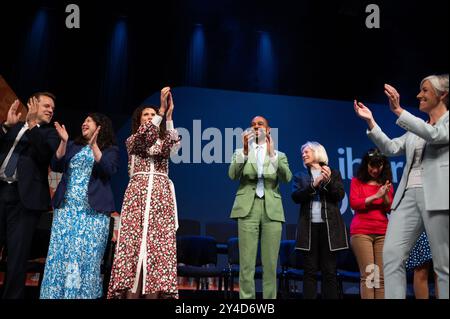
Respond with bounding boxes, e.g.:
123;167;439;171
131;105;166;139
356;148;392;184
74;112;117;150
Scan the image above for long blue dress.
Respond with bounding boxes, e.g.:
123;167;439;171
40;146;110;299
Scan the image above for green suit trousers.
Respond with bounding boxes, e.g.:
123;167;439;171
237;197;282;299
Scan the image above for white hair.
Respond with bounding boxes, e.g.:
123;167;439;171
301;141;329;165
421;74;449;107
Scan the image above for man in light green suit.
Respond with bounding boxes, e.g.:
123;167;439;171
229;116;292;299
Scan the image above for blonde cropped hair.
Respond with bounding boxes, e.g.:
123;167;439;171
421;74;449;108
301;141;329;166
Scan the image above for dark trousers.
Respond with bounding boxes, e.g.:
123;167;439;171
303;223;339;299
0;181;41;299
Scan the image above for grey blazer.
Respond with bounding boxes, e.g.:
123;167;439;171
367;110;449;212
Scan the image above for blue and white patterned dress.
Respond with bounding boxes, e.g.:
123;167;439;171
40;146;110;299
406;232;433;271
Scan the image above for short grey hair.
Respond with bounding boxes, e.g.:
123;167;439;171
301;141;329;165
421;74;449;108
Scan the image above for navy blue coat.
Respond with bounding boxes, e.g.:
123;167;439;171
0;122;60;211
291;168;349;251
51;141;119;213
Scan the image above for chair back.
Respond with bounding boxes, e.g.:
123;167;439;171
227;237;262;266
279;240;304;269
205;221;238;244
177;219;201;237
336;249;359;272
177;235;218;266
284;223;297;240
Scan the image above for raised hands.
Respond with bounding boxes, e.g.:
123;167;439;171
354;84;404;127
54;122;69;143
354;99;376;130
242;129;254;156
159;87;171;116
89;126;101;147
354;100;373;121
4;99;22;128
26;96;39;129
384;84;404;116
166;91;175;121
266;132;275;158
54;121;69;159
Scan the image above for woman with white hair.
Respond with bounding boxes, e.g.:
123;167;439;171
354;74;449;299
291;141;348;299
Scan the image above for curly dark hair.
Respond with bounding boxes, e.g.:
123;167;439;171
74;112;117;150
356;148;392;184
131;105;166;139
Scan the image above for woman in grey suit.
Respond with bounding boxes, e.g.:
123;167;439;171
353;74;449;299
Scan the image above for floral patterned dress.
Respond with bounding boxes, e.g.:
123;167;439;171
40;146;110;299
107;120;179;298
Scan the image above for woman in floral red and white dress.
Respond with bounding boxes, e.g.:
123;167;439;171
108;87;180;299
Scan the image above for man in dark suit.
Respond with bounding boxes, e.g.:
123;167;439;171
0;93;60;299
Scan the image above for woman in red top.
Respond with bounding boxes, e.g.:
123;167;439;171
349;148;394;299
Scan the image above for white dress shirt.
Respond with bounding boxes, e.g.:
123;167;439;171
0;122;30;182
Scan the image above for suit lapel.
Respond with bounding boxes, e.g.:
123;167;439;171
248;145;277;175
0;123;26;165
405;133;417;168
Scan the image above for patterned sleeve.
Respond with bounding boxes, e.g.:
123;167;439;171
126;121;160;156
160;128;181;158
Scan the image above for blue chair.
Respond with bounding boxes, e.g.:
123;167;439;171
279;240;304;298
224;237;262;298
205;221;238;255
284;223;297;240
336;249;360;298
176;235;224;292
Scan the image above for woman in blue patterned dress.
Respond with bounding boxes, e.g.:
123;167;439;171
406;232;437;298
40;113;119;299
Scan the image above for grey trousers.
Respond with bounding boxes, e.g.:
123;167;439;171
383;187;449;299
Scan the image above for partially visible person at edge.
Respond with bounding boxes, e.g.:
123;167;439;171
0;93;59;299
354;74;449;299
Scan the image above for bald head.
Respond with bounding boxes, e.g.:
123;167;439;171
251;116;269;128
250;115;270;142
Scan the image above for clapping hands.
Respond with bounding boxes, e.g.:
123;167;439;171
376;180;392;198
4;99;22;128
54;122;69;142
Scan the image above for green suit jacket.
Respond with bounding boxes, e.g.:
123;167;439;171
228;148;292;222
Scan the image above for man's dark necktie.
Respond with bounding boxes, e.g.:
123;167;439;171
4;127;28;177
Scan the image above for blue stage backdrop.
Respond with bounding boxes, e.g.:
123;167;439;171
111;87;425;233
